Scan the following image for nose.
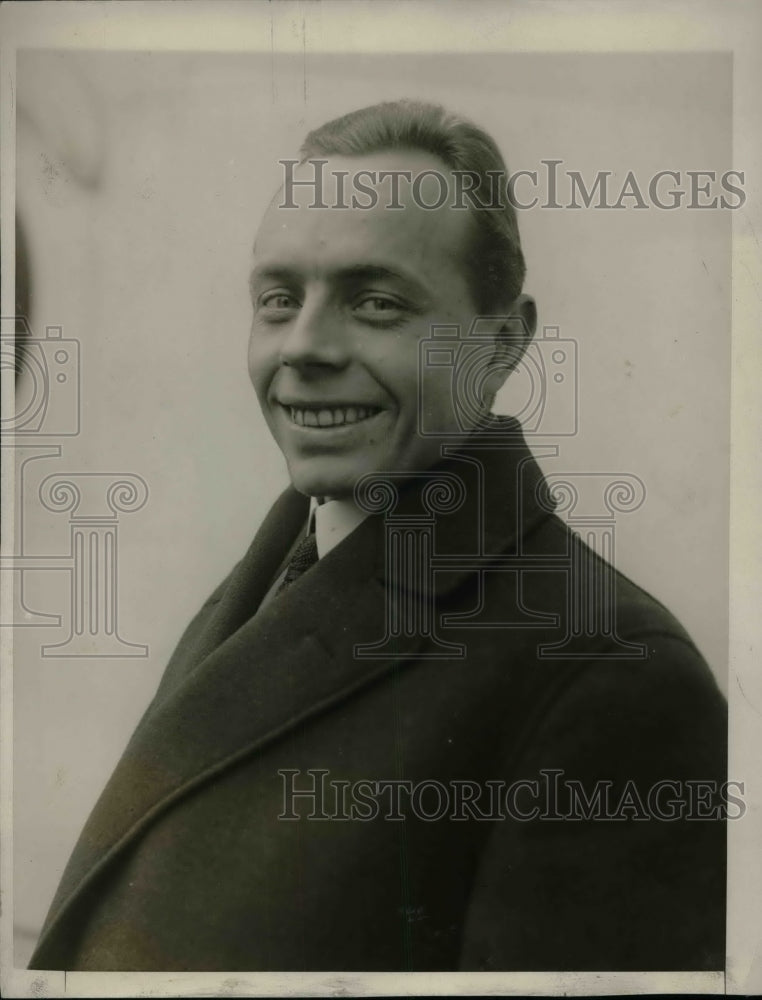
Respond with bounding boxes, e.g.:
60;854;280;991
279;293;350;371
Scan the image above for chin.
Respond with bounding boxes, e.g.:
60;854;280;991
286;463;358;501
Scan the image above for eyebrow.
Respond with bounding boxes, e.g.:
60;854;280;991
249;266;296;294
249;262;431;304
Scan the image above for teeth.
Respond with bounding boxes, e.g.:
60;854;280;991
287;405;379;428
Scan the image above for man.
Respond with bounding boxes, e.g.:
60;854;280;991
29;100;726;972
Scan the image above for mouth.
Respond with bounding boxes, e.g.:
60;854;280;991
280;403;385;429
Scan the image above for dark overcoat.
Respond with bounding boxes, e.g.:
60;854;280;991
30;419;726;971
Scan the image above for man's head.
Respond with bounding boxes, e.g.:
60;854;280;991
248;99;535;499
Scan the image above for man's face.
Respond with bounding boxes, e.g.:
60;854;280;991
247;151;485;499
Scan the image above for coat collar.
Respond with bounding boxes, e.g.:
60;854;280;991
366;415;555;589
35;417;554;953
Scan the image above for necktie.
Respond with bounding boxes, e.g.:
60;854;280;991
276;532;319;596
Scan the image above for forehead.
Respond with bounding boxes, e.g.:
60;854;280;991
252;151;475;289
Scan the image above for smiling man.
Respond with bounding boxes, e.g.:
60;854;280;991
248;146;532;500
30;100;727;974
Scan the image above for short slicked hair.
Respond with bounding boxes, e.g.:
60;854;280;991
300;99;526;313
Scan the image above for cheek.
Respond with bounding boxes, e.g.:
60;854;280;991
369;338;423;412
247;331;274;398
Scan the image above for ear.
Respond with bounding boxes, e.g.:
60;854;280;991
482;294;537;402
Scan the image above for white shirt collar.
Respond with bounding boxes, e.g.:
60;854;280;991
308;496;369;559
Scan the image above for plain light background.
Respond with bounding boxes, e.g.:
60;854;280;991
13;50;731;964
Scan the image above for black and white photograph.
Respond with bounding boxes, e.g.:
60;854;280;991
1;2;760;997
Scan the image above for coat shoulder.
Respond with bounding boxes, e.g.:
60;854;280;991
534;512;711;650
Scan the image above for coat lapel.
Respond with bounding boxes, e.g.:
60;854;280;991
178;487;310;675
38;503;428;943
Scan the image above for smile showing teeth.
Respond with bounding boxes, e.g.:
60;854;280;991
287;405;382;428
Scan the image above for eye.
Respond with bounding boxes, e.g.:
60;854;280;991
355;296;397;312
256;289;301;323
353;295;406;325
260;290;300;310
